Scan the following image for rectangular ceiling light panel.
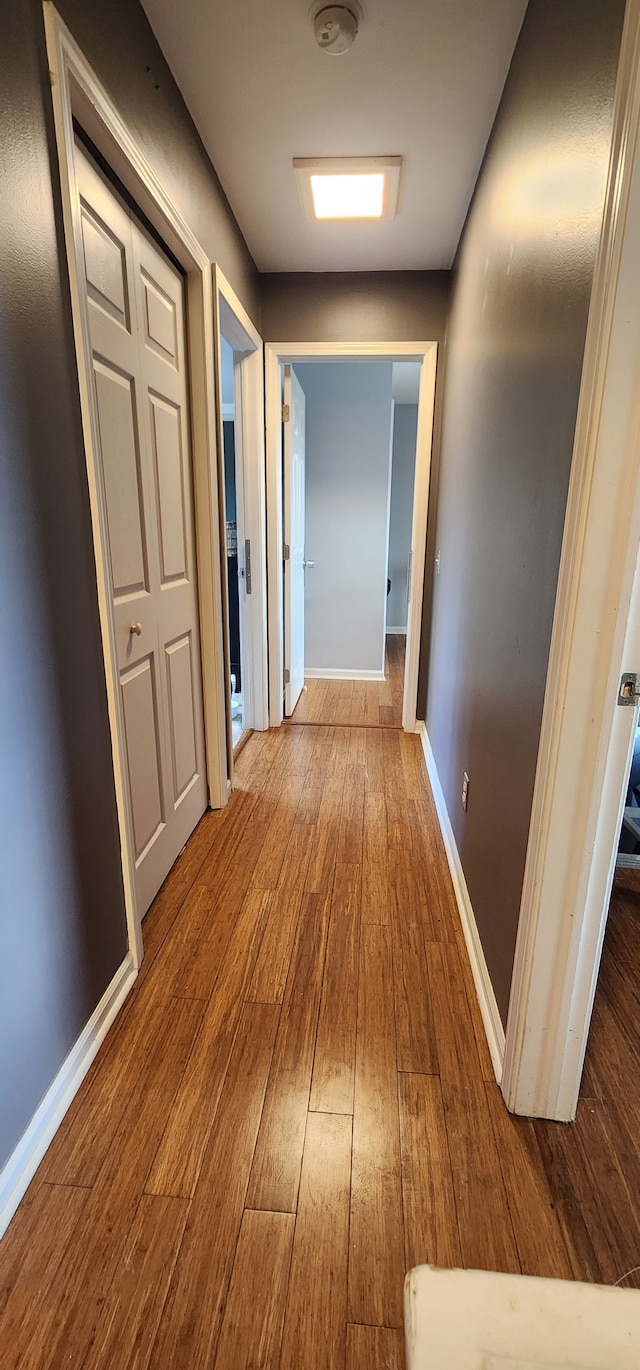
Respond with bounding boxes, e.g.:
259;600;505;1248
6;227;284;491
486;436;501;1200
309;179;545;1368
294;157;401;222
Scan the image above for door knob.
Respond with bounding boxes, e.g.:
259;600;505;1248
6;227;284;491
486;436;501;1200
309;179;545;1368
303;560;315;568
129;622;142;636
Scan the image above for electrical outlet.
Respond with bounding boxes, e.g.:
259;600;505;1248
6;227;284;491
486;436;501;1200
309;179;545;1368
461;772;469;811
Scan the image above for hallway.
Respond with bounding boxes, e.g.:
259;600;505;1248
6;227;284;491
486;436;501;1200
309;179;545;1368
1;720;640;1369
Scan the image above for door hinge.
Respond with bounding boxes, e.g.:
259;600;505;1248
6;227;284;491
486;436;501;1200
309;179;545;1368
284;667;291;685
618;672;640;705
282;403;290;423
283;543;290;561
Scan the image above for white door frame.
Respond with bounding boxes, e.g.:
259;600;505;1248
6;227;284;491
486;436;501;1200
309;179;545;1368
45;5;229;964
265;341;438;729
213;267;269;766
502;0;640;1120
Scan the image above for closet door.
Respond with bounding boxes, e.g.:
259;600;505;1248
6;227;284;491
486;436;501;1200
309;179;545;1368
75;141;207;916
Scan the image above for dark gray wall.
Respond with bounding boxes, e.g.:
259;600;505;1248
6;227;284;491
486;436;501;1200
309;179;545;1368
0;0;258;1171
261;271;450;345
426;0;625;1024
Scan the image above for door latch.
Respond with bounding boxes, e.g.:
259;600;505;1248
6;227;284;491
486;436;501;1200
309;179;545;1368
618;672;640;705
244;539;252;595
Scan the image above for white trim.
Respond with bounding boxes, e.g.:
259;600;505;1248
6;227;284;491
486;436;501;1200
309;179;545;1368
213;267;269;758
0;953;136;1238
403;347;437;733
44;6;229;961
265;341;438;730
383;398;396;647
305;667;386;681
419;724;505;1083
502;0;640;1121
386;627;408;634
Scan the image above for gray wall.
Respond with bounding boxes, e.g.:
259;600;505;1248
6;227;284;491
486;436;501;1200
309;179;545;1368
425;0;626;1024
295;363;394;675
261;271;449;345
387;405;419;630
0;0;258;1172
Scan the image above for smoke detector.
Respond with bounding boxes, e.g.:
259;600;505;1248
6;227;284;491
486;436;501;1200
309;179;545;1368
313;5;359;55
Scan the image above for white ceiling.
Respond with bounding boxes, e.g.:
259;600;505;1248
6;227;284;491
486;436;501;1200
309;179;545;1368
141;0;528;273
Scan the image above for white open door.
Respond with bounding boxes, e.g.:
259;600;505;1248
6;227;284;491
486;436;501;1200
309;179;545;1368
283;365;306;715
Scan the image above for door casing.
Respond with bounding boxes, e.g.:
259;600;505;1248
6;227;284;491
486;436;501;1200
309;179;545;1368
264;342;438;731
283;365;307;716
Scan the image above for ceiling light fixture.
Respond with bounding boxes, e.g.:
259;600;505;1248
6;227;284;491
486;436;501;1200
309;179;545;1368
293;156;402;222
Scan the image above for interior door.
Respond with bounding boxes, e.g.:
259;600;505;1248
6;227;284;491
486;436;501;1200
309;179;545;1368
75;141;207;916
283;365;306;715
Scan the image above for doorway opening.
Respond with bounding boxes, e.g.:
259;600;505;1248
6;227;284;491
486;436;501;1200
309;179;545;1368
280;359;421;729
220;337;245;750
265;341;438;733
213;269;269;776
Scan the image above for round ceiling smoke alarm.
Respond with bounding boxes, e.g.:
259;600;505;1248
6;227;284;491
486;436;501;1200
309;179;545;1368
313;5;359;55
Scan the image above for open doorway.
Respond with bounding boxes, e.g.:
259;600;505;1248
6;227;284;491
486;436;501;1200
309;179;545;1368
281;359;420;728
213;269;269;773
265;342;437;732
220;336;245;750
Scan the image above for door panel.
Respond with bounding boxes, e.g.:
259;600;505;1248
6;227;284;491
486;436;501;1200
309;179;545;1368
149;397;187;583
165;633;198;803
120;655;165;858
284;365;306;715
75;139;207;918
93;362;148;598
141;268;178;364
80;206;130;327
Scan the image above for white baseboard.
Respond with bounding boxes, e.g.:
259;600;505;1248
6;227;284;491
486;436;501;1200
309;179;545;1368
0;952;136;1238
305;668;386;681
385;627;407;634
418;724;505;1082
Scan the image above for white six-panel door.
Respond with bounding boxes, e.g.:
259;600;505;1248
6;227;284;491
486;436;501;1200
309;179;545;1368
75;142;207;916
283;365;306;716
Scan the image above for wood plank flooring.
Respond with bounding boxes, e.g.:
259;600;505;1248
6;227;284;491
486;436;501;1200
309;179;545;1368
2;720;640;1367
291;633;405;728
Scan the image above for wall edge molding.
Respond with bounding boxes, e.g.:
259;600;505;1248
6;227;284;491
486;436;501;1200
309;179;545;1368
419;724;505;1082
305;668;386;681
0;952;136;1238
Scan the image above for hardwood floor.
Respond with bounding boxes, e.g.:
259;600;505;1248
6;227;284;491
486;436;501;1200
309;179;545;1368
291;633;405;728
2;722;640;1368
